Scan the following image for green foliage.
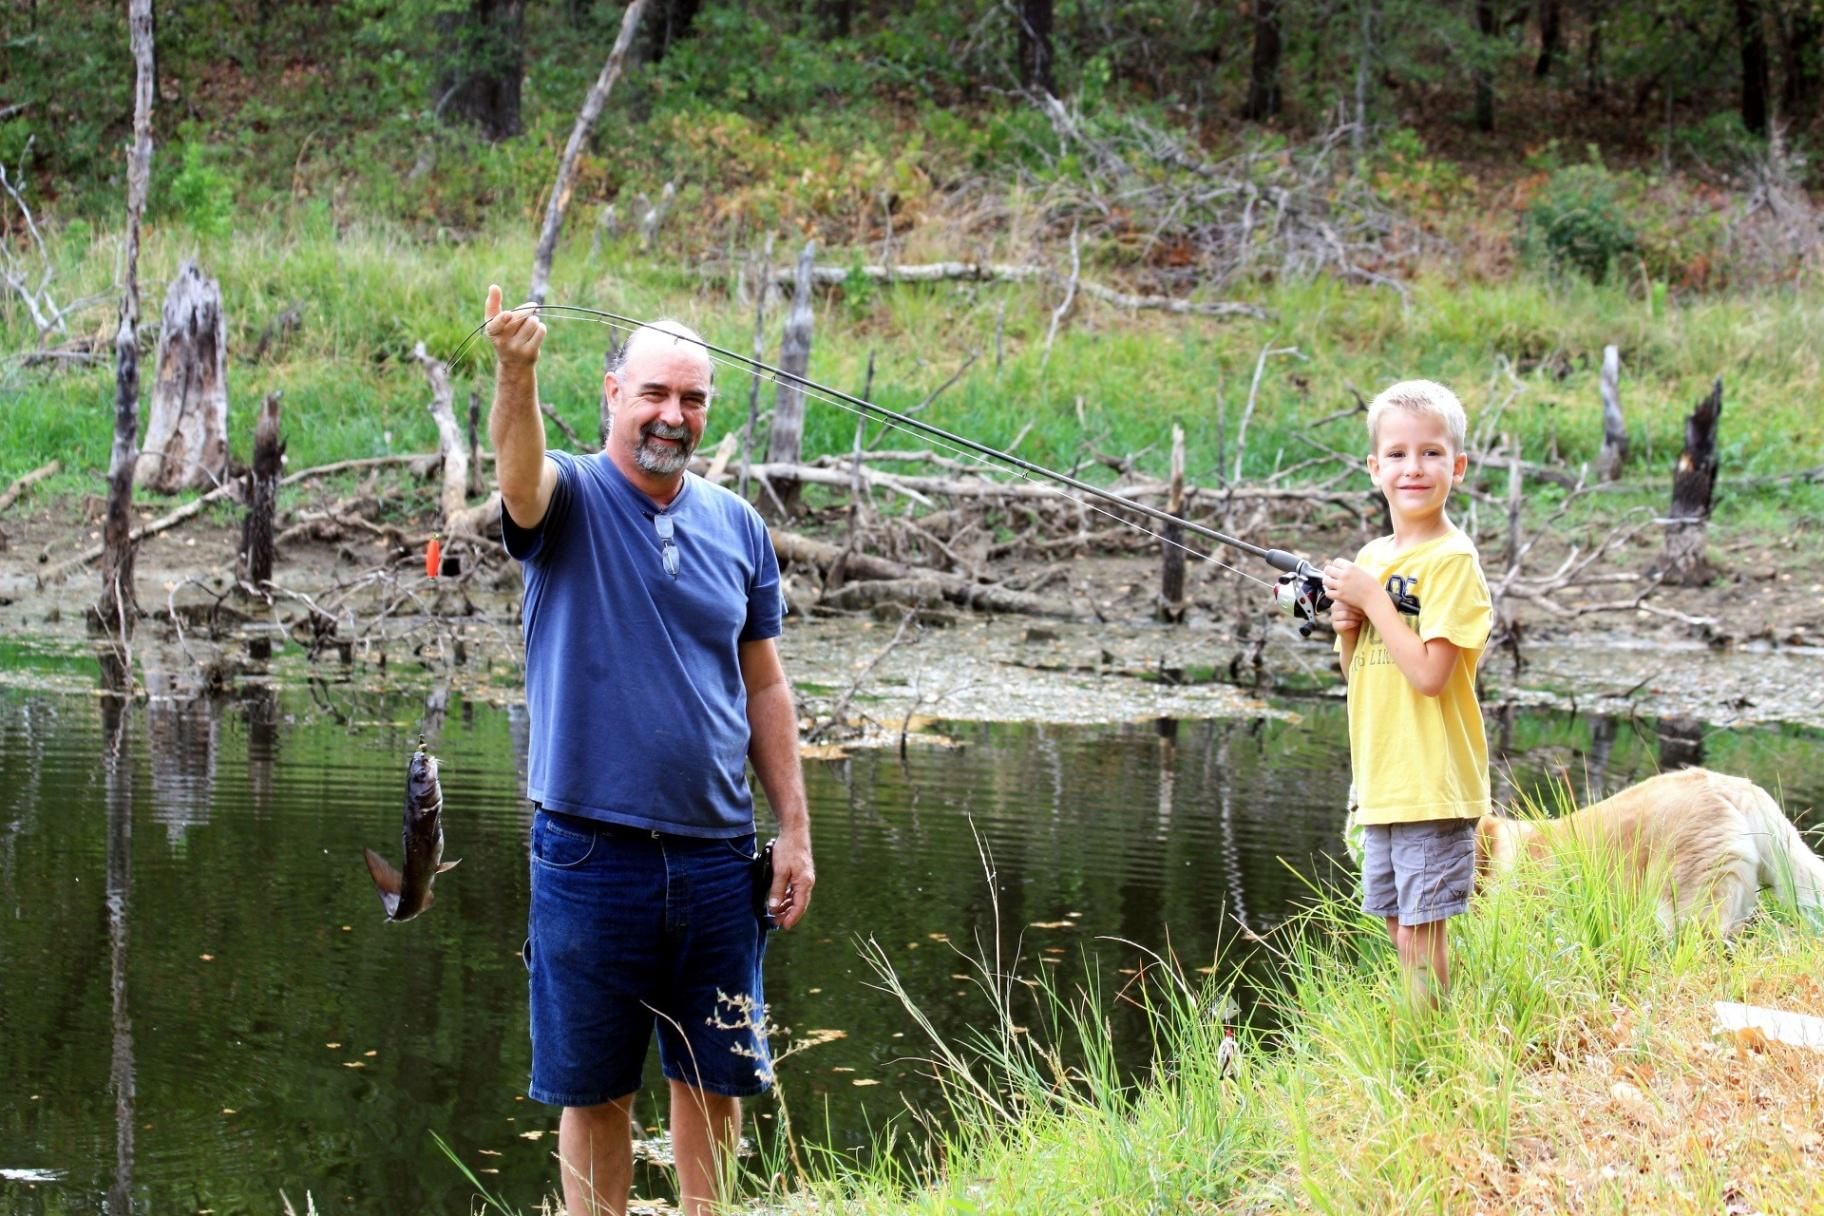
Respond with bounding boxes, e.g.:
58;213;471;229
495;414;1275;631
1370;126;1476;211
1673;111;1768;176
164;140;237;238
645;5;871;120
1521;165;1639;284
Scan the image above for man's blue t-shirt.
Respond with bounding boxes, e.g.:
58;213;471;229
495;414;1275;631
502;450;783;838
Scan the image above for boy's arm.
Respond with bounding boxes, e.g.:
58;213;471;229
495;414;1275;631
1358;591;1459;696
1331;600;1362;675
1325;558;1460;697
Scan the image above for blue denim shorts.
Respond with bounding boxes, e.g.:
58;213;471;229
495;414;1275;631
1360;818;1477;927
525;810;772;1106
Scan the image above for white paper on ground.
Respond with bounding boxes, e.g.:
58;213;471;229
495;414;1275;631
1714;1000;1824;1051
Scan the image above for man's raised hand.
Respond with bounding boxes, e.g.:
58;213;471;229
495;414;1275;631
484;284;546;367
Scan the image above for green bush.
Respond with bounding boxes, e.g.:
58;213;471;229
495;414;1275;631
1520;165;1639;284
1673;111;1766;175
165;140;237;238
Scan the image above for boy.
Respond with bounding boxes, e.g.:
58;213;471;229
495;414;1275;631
1322;380;1492;1009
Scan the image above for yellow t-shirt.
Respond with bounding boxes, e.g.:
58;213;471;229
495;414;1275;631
1340;526;1492;824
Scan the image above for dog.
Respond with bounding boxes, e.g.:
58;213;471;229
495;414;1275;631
1475;767;1824;937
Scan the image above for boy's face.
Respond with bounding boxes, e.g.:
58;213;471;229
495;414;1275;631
1367;409;1467;524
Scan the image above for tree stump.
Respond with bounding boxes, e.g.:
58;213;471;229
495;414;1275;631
766;241;816;517
1656;377;1723;587
135;261;230;494
240;392;283;659
1594;344;1628;481
240;390;283;582
1156;424;1186;623
414;343;501;539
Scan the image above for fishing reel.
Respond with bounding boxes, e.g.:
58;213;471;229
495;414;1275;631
1272;563;1332;638
1263;548;1422;638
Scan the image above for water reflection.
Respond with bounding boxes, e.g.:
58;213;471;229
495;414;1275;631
145;672;220;849
102;685;136;1216
1;667;1821;1214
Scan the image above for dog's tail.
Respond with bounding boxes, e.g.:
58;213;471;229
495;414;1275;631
1734;777;1824;923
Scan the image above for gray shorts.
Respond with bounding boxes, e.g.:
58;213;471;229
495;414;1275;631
1360;818;1477;926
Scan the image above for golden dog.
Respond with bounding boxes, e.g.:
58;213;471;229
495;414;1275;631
1475;767;1824;937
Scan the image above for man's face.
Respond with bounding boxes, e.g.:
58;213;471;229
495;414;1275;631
605;335;712;479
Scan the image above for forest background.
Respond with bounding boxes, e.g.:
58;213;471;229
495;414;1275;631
4;0;1822;520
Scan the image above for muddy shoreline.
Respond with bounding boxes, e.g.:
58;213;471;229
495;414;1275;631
3;500;1823;733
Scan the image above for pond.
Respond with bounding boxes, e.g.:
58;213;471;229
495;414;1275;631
3;646;1822;1214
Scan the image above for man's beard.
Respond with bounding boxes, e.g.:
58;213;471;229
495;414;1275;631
633;422;694;475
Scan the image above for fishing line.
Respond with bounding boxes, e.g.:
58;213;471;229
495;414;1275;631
448;304;1312;595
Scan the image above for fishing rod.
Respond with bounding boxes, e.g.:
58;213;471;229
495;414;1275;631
451;303;1401;636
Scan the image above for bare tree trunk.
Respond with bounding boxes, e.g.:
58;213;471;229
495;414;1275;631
438;0;526;140
740;234;772;502
819;0;853;38
1353;0;1376;167
241;392;282;661
1243;0;1283;120
1157;424;1186;623
653;0;701;60
1473;0;1497;132
528;0;647;306
1017;0;1056;95
135;261;230;493
1657;377;1723;586
97;0;155;637
1780;8;1822;125
415;343;503;538
1594;344;1628;481
240;392;282;589
1736;0;1771;134
1534;0;1561;77
766;241;816;516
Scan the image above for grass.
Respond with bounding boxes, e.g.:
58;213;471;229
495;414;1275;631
5;220;1824;528
423;800;1824;1215
733;794;1824;1215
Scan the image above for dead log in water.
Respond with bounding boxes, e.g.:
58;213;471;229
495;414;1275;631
772;530;1081;619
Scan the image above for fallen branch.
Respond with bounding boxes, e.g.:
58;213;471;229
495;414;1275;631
0;460;59;512
773;530;1081;619
44;479;242;581
764;261;1268;320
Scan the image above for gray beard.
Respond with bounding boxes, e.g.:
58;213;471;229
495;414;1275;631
633;424;694;475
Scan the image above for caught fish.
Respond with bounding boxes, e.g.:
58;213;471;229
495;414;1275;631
362;740;458;921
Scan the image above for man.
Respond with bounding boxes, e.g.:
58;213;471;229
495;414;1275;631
484;285;814;1216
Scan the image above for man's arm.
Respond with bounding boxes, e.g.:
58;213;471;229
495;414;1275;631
739;637;813;930
484;284;559;529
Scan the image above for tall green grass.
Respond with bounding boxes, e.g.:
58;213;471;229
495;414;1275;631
748;794;1824;1215
6;222;1824;525
421;792;1824;1214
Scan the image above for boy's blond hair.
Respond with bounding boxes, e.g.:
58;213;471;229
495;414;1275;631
1366;380;1467;453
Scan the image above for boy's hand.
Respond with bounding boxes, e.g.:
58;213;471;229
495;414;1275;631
1322;559;1383;612
1329;599;1364;634
484;284;545;367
